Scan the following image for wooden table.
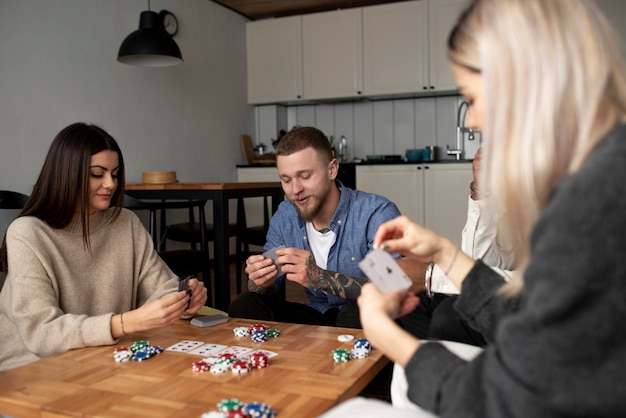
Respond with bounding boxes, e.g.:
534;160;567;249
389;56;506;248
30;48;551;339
0;318;389;417
125;182;284;310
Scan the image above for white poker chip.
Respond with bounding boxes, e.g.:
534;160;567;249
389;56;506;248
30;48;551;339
337;334;355;342
210;362;230;374
233;326;250;337
113;349;133;363
201;356;221;365
351;348;370;359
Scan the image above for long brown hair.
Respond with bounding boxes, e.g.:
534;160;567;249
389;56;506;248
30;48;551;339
1;123;126;273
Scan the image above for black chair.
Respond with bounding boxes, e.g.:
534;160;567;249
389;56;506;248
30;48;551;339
159;199;239;264
235;196;271;294
0;190;29;210
124;195;213;298
1;190;30;289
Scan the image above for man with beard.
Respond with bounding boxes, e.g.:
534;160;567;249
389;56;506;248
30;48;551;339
228;126;404;328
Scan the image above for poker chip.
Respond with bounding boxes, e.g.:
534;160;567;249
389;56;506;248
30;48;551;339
210;362;230;374
113;348;133;363
337;334;354;342
248;352;269;369
218;353;238;364
130;340;150;352
267;329;280;338
242;401;276;418
249;324;268;333
200;412;227;418
251;329;268;343
201;356;221;365
226;409;247;418
132;348;154;362
217;398;244;412
331;348;352;363
231;360;251;374
351;348;369;359
233;327;250;337
192;360;211;373
353;338;371;352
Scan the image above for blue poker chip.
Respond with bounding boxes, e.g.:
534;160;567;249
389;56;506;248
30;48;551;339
353;338;371;352
242;401;275;418
251;329;268;343
132;348;153;362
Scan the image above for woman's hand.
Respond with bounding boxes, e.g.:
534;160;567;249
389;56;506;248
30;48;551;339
358;283;422;367
124;292;189;334
185;278;207;315
373;216;449;263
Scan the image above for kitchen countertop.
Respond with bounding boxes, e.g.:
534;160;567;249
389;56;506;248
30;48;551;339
237;159;473;168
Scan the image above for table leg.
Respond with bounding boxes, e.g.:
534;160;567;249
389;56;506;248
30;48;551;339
212;195;230;311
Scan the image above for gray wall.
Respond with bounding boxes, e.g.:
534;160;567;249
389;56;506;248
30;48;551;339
0;0;252;235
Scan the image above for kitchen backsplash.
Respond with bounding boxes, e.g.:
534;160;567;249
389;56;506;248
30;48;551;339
253;94;481;162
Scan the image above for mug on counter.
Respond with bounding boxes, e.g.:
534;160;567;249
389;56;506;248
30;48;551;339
423;146;437;161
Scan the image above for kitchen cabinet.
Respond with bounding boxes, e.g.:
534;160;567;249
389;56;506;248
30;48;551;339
363;1;429;95
428;0;472;91
302;8;363;100
246;16;303;104
356;163;472;247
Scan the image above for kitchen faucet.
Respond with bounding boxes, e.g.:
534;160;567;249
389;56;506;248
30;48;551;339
447;100;474;160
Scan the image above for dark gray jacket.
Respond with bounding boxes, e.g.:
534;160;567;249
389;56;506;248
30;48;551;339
406;123;626;417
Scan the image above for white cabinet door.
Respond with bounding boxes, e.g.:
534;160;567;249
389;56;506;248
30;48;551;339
428;0;471;91
356;163;472;247
356;165;424;224
246;16;303;104
363;1;429;95
423;163;472;245
302;8;363;100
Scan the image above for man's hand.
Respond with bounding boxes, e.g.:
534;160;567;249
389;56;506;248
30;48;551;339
245;254;278;291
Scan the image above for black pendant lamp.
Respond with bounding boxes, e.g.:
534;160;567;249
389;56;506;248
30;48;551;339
117;3;182;67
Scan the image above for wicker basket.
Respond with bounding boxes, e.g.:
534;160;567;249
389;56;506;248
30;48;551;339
142;171;177;184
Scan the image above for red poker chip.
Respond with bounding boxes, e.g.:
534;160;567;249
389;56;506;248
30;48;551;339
249;323;268;333
249;352;269;369
192;360;211;372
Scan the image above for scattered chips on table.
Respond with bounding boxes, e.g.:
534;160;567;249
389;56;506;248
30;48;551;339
113;341;162;363
130;340;150;352
354;338;371;352
217;398;244;412
337;334;354;342
331;348;352;363
203;399;276;418
233;327;250;337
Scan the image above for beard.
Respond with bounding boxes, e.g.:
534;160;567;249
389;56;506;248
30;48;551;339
290;179;332;222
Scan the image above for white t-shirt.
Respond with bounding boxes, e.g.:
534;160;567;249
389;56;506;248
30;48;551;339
305;222;336;270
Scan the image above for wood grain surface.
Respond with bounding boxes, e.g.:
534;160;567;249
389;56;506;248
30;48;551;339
0;318;388;417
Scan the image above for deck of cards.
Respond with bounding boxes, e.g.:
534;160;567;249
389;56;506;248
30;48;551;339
263;246;286;276
359;249;412;293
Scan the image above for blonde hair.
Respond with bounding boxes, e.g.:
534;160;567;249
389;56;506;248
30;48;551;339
449;0;626;294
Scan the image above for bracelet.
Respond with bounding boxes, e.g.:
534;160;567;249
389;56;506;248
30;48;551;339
120;312;127;336
445;247;459;275
425;262;435;299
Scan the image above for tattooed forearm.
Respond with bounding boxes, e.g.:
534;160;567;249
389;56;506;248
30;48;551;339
304;255;368;299
247;279;276;295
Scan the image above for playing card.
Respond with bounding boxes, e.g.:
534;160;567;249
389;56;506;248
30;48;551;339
165;340;205;353
263;246;286;276
190;314;229;328
247;349;278;359
216;345;255;357
358;249;412;293
188;343;228;356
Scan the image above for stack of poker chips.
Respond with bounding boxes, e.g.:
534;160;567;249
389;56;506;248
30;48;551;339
234;324;280;343
192;351;269;374
201;398;276;418
113;340;164;363
331;337;372;362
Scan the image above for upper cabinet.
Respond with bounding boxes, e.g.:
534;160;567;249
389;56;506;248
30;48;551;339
302;8;363;100
246;16;303;104
428;0;471;91
246;0;471;104
363;1;429;95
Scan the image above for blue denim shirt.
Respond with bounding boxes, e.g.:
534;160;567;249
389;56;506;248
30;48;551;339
264;181;401;313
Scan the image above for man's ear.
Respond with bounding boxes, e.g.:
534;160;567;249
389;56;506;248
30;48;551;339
328;158;339;180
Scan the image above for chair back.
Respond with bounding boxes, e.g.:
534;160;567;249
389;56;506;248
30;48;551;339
0;190;29;210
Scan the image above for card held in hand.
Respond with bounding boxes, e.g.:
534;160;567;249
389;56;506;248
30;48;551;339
263;246;286;276
359;249;412;293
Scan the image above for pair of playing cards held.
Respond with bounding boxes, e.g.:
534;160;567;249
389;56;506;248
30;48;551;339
359;249;412;293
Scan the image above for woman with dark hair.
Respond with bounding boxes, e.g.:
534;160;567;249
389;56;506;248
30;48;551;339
0;122;207;371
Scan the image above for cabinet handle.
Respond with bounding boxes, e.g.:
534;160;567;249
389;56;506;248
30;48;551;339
422;86;428;90
424;165;430;170
430;86;435;89
297;95;301;99
417;166;422;170
357;91;362;95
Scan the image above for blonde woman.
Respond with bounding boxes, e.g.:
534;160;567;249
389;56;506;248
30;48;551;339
321;0;626;416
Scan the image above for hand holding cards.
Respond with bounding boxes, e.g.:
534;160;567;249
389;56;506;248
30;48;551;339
178;275;192;308
263;246;286;276
359;249;412;293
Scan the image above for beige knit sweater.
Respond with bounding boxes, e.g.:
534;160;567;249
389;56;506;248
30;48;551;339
0;208;178;371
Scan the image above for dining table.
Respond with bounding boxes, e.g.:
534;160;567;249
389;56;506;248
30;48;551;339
0;317;389;417
125;182;284;310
